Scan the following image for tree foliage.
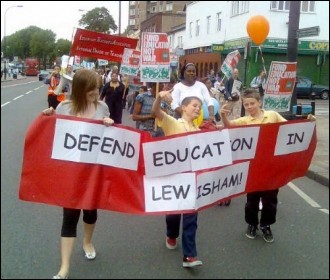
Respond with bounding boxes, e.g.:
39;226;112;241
79;7;118;34
0;6;119;68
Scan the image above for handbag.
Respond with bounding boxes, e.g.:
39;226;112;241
231;92;240;101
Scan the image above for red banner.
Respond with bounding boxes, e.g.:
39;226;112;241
19;115;316;214
70;28;138;63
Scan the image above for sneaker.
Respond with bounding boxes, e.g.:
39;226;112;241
166;237;177;249
260;225;274;243
52;274;68;279
182;256;203;267
245;224;258;239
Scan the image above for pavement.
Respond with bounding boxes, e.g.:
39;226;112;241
2;75;329;187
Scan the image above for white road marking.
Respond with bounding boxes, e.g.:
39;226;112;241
288;181;328;215
13;95;24;100
1;102;11;107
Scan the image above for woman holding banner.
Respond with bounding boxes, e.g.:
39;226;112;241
42;69;114;279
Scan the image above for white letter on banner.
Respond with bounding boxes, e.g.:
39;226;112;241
274;122;315;155
188;130;232;171
195;162;249;209
52;119;140;170
228;127;260;161
143;137;192;178
144;173;196;212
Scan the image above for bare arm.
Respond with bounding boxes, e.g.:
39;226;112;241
42;107;56;115
220;102;234;128
132;101;154;121
152;90;173;121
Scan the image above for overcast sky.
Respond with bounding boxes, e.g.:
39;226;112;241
1;1;129;41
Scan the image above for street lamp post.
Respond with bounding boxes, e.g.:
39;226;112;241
118;1;121;36
3;5;23;80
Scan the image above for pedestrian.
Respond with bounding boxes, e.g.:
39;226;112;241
220;88;315;243
201;77;221;122
208;69;216;87
152;89;203;267
42;69;114;279
47;65;62;109
250;70;267;104
132;85;162;137
55;65;74;100
224;68;243;119
100;71;127;124
121;74;130;109
171;63;215;124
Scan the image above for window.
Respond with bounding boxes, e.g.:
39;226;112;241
207;16;211;34
189;22;193;38
166;3;173;11
271;1;315;12
129;1;136;6
150;6;157;13
196;20;200;37
216;12;221;31
178;36;183;48
270;1;290;11
301;1;315;12
129;9;136;16
129;19;136;26
231;1;249;16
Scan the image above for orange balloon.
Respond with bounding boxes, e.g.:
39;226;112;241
246;15;270;45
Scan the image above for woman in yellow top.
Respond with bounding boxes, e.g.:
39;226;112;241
152;90;203;268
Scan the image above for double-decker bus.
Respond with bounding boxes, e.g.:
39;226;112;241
25;58;39;76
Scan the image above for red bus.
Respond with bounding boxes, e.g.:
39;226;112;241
25;58;39;76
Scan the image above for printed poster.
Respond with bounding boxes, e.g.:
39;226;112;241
140;32;170;82
263;61;297;112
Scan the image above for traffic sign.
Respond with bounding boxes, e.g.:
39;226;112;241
296;26;320;38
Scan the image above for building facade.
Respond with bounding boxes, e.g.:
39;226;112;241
181;1;329;85
127;1;191;35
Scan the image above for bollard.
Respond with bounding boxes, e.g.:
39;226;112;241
296;103;302;116
311;92;316;115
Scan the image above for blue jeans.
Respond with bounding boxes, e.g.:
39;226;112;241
166;213;198;257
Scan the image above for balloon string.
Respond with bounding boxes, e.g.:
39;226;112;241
258;46;267;76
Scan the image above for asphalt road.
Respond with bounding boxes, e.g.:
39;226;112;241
1;78;329;279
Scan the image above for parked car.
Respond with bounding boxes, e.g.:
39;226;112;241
296;77;329;100
38;70;50;81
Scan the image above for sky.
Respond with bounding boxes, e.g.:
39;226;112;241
1;1;129;41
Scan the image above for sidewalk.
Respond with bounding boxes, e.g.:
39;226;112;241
1;74;27;82
306;116;329;186
121;108;329;187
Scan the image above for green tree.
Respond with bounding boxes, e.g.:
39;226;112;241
78;7;117;34
54;39;72;59
30;29;56;69
2;26;44;60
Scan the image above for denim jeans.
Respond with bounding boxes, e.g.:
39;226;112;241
166;213;198;257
